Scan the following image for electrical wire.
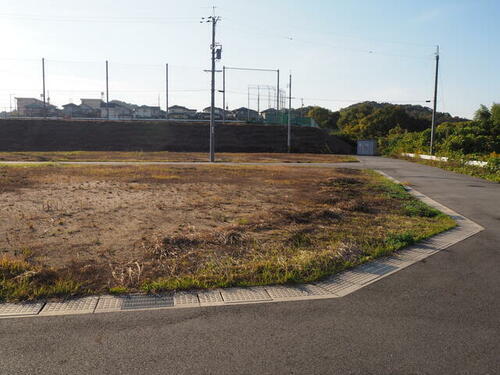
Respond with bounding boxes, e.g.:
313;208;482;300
0;13;200;24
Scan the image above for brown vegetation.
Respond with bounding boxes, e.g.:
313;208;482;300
0;151;357;163
0;164;455;301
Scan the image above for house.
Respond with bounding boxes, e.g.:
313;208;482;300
16;97;59;117
81;99;106;111
62;103;99;118
232;107;260;121
167;105;197;119
260;108;278;120
16;98;57;117
101;102;132;119
135;105;161;119
197;111;222;120
202;106;235;120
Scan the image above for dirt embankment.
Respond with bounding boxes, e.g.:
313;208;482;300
0;119;353;154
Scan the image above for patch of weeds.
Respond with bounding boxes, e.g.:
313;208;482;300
237;218;250;225
109;286;128;295
324;177;362;187
287;229;314;248
335;199;372;213
385;232;416;251
281;209;341;224
377;181;409;200
0;260;85;302
403;200;441;217
142;277;206;293
213;228;248;245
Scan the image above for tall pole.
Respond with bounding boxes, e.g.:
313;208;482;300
257;86;260;115
222;66;226;123
288;74;292;153
209;16;218;163
106;60;110;120
247;86;250;121
165;63;169;119
430;45;439;155
42;58;46;118
276;69;280;123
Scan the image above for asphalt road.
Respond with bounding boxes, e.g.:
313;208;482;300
1;157;498;375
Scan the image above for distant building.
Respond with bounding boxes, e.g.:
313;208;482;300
81;99;106;111
202;106;236;120
232;107;260;121
197;111;222;120
16;97;58;117
62;103;100;118
260;108;278;120
101;102;132;119
167;105;197;119
135;105;161;119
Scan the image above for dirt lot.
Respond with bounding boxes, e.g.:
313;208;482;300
0;164;455;300
0;151;357;163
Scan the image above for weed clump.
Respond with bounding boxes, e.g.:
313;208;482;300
403;201;441;217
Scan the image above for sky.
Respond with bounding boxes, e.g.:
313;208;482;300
0;0;498;118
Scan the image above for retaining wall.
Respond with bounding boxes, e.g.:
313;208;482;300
0;119;353;154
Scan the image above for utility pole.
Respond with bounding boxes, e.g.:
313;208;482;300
247;86;250;122
277;69;280;123
202;13;221;163
288;74;292;153
42;58;46;118
165;63;169;119
257;86;260;115
222;65;226;123
430;45;440;155
106;60;110;120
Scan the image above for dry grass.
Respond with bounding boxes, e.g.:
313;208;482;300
0;151;357;164
0;164;455;301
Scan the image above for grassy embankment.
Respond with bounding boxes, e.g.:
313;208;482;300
397;155;500;183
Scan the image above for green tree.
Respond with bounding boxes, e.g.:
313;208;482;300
341;106;429;139
473;105;491;123
306;106;340;129
307;106;330;126
490;103;500;126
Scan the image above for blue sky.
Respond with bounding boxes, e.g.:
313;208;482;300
0;0;498;118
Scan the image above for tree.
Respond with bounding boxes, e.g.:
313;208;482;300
337;102;378;131
474;105;491;123
491;103;500;126
307;106;330;126
306;106;340;129
340;106;429;139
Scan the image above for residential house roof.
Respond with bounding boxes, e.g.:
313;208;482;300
168;105;196;111
233;107;258;114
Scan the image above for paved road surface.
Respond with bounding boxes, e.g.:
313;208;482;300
1;157;498;374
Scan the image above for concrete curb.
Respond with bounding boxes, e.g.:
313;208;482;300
0;171;484;319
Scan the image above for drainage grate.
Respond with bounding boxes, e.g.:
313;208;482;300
197;290;224;305
221;287;271;303
265;285;311;299
121;295;174;310
95;296;124;312
314;276;359;296
174;292;200;306
0;302;45;317
40;297;98;316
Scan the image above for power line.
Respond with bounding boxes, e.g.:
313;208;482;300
0;13;200;24
223;22;434;60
